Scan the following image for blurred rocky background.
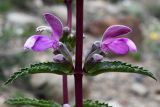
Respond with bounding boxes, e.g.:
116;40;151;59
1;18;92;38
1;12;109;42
0;0;160;107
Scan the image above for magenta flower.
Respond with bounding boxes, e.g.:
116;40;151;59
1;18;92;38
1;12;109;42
100;25;137;55
24;13;63;52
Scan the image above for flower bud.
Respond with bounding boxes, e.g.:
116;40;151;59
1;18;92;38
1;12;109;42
63;104;71;107
92;54;103;62
93;41;101;48
53;54;65;63
89;41;101;53
57;42;73;64
84;41;102;63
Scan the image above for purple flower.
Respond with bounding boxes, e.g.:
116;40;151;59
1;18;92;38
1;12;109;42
100;25;137;55
24;13;63;52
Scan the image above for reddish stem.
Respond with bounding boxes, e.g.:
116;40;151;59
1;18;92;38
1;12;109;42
65;0;72;32
74;73;83;107
63;75;69;104
62;0;73;105
74;0;84;107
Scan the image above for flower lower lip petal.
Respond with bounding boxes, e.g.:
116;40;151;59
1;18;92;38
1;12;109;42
107;38;129;55
24;35;39;50
126;39;137;52
24;35;53;52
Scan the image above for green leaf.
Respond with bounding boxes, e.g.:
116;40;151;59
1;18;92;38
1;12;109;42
60;32;76;51
83;100;112;107
4;62;73;85
84;61;156;80
5;97;60;107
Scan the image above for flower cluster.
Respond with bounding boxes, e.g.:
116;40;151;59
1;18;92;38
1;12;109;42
24;13;137;64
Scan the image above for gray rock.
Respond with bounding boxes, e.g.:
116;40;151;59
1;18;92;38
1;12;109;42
0;15;4;36
108;101;123;107
84;0;108;28
33;0;43;8
30;73;90;103
51;5;67;22
0;96;7;107
84;1;121;28
130;83;149;96
6;12;39;25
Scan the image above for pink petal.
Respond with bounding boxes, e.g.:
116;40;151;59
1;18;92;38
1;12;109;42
102;25;132;41
44;13;63;40
122;38;137;53
101;38;129;55
24;35;54;52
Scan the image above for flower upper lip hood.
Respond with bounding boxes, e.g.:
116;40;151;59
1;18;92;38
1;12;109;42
24;13;63;52
100;25;137;55
44;13;63;41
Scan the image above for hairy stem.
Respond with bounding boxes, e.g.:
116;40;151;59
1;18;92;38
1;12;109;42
74;0;84;107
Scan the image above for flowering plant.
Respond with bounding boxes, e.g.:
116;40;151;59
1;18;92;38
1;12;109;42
3;0;156;107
